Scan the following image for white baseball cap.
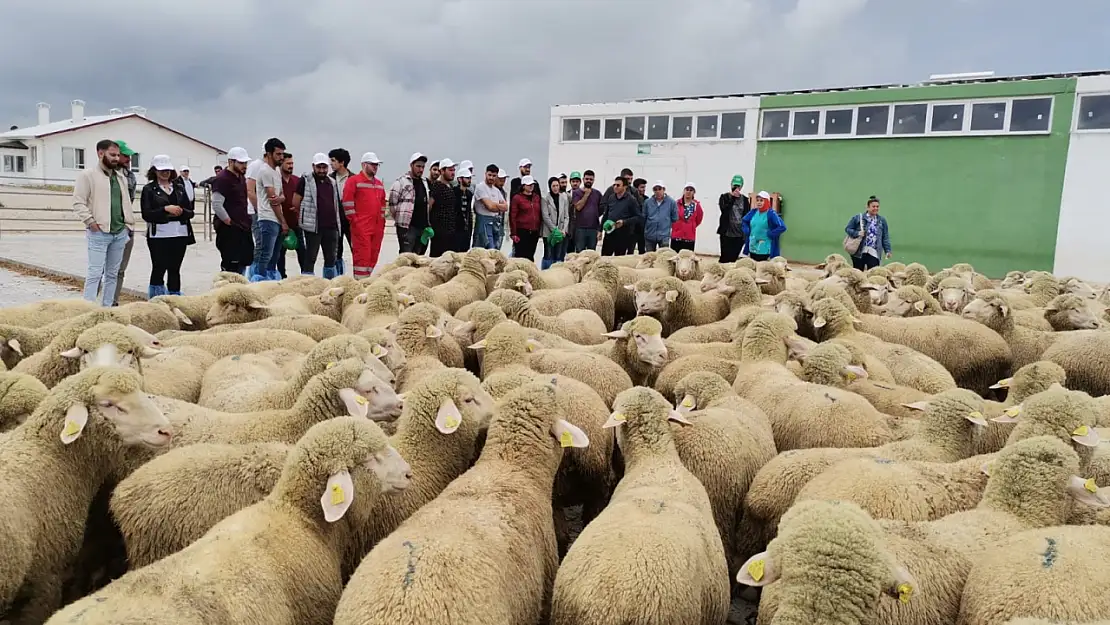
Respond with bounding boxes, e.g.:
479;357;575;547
151;154;174;171
518;158;532;168
179;164;190;172
460;160;473;170
558;172;567;178
497;169;508;179
757;190;772;200
361;152;382;164
312;152;329;166
684;182;696;190
652;180;666;189
227;147;250;163
521;175;535;185
458;168;473;178
409;152;427;164
439;158;456;169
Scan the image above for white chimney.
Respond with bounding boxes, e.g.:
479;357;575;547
36;102;50;126
109;108;123;115
128;106;147;117
71;99;86;122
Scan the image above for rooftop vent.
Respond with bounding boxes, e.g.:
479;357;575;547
125;106;147;116
925;71;996;83
37;102;50;126
109;108;123;114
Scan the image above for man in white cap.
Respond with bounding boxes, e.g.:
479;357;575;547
510;158;532;199
388;152;431;254
458;160;473;188
427;158;463;256
210;147;254;275
641;180;678;252
340;151;387;278
292;152;343;277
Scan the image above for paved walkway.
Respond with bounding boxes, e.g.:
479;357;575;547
0;266;82;305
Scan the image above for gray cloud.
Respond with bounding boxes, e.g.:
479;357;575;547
2;0;1107;179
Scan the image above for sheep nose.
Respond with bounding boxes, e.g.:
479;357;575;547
404;470;413;479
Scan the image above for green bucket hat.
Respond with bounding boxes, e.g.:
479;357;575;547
730;174;744;188
115;140;136;157
602;220;616;233
569;171;582;180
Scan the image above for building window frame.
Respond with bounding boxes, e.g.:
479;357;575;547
1073;92;1110;134
2;154;27;173
559;110;750;143
62;146;86;170
966;100;1010;135
789;108;823;138
561;118;582;142
1007;97;1054;134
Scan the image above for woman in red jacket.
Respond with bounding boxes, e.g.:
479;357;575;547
670;182;703;252
509;175;542;260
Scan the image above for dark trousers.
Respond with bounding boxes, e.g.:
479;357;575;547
337;217;352;263
749;252;770;261
215;222;254;275
671;238;695;252
397;225;428;255
513;229;540;261
302;228;340;274
626;222;645;254
147;236;188;292
430;231;454;257
574;227;598;253
719;235;745;263
601;227;633;256
276;227;307;278
852;253;880;271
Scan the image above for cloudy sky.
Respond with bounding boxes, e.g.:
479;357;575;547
2;0;1107;179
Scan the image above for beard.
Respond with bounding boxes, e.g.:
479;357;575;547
101;156;118;170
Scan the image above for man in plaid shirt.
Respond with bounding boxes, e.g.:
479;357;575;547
388;152;431;254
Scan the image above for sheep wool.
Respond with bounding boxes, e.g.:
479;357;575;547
588;316;670;385
0;298;100;329
161;328;318;358
551;386;730;625
0;371;48;433
488;288;608;345
427;249;496;315
334;380;588;625
634;275;729;335
392;303;452;393
48;417;413;625
529;260;621;328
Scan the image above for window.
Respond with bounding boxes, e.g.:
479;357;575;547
62;147;85;169
603;119;622;139
824;108;854;135
696;115;718;138
891;103;927;135
792;111;820;136
130;153;141;172
562;118;581;141
970;102;1006;131
671;116;693;138
29;146;37;168
582;119;601;140
720;112;746;139
761;110;790;138
930;103;965;132
1008;98;1051;132
2;155;26;173
856;105;890;135
646;115;669;140
1077;94;1110;130
624;116;645;141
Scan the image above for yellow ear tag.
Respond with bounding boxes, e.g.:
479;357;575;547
445;414;460;429
63;419;81;437
897;583;913;604
326;361;337;370
747;559;765;582
1074;425;1090;436
613;413;626;422
371;345;383;356
845;371;857;382
355;395;367;406
330;483;346;505
681;397;694;408
1003;406;1021;417
1085;478;1099;493
559;431;573;448
526;343;535;352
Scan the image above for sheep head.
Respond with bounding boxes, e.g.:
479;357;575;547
206;284;269;326
605;386;688;456
932;276;975;313
673;371;733;413
671;250;700;281
882;285;935;317
961;293;1011;330
318;357;402;421
602;316;667;368
63;322;161;374
634;277;683;317
406;368;496;435
795;341;868;388
494;270;534;296
715;268;765;305
1044;294;1102;330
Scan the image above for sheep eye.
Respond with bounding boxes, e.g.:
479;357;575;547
463;397;475;404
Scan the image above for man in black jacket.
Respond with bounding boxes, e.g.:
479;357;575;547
599;176;642;256
509;158;533;199
717;174;750;262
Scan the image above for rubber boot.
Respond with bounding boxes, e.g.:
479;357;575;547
335;258;346;275
540;258;553;270
168;290;183;296
322;265;337;279
147;284;167;299
267;269;281;281
300;271;315;277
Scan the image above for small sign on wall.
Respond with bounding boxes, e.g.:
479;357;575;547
636;144;651;155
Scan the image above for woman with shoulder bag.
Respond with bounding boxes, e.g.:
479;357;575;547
844;195;891;270
140;155;195;297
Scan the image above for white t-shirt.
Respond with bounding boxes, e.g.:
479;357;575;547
474;181;503;217
245;159;262;215
253;161;282;223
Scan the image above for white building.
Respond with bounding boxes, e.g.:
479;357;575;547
548;95;760;256
0;100;225;186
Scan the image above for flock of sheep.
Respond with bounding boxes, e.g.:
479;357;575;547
1;245;1110;625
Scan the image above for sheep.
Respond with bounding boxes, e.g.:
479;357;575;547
0;345;173;624
111;368;492;570
48;416;412;625
356;326;408;374
377;251;432;275
586;316;669;385
341;280;407;332
1044;293;1105;331
958;525;1110;625
550;386;729;625
201;283;277;326
634;275;730;335
742;436;1108;625
426;249;496;314
821;267;882;313
160;327;318;358
934;275;978;313
529;260;621;328
672;372;777;577
394;253;458;289
967;288;1063;331
0;298;100;329
492;268;534;297
0;372;48;433
895;261;930;287
170;313;349;341
790;339;922;419
149;292;214;329
1000;384;1103;472
488;288;608;345
16;320;158;388
1023;273;1064;307
2;308;132;369
810;296;958;394
756;260;787;295
391;303;453;393
815;253;850;276
472;320;633;407
881;284;944;317
333;380;589;625
198;335;394;412
668;267;765;342
974;361;1069;454
857;302;1014;396
670;248;703;281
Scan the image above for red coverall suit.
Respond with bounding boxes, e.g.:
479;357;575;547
342;172;387;278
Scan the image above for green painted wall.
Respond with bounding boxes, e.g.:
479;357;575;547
754;79;1075;277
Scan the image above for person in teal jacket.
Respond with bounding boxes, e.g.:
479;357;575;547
740;190;786;261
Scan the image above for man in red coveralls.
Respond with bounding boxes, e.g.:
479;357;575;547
342;152;387;278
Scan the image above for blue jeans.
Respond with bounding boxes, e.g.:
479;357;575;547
645;237;669;252
475;214;503;250
542;238;567;269
573;227;598;253
250;219;282;280
84;228;130;306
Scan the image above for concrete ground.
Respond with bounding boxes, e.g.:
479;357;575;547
0;266;83;305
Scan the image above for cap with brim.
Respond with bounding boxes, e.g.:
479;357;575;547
227;147;250;163
684;182;696;190
410;152;427;164
115;140;135;157
361;152;382;164
757;190;772;199
431;160;440;167
731;175;744;188
180;165;190;171
151;154;174;171
439;158;456;169
312;152;329;166
652;180;666;190
460;160;473;170
459;169;472;178
497;169;508;178
519;158;532;168
569;171;582;180
521;175;535;185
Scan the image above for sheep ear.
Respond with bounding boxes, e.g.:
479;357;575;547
552;418;590;448
139;345;162;359
1072;425;1100;447
171;308;193;325
989;377;1012;390
435;398;463;434
677;394;697;413
526;339;543;352
999;304;1010;318
668;409;693;425
901;401;930;412
664;290;679;303
850;316;863;326
991;404;1022;423
912;300;926;313
623;284;636;292
60;403;89;445
7;338;22;356
717;284;738;295
338;388;368;419
980;462;993;476
59;346;83;359
248;301;269;310
1067;476;1110;508
882;564;917;605
425;325;443;339
843;365;869;381
370;344;387;358
736;551;779;587
330;287;345;297
603;412;627;429
397;293;416;306
965;411;988;426
602;329;629;339
812;316;827;329
354;293;369;304
320;469;354;523
754;277;770;285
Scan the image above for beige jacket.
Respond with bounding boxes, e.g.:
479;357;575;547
72;164;135;231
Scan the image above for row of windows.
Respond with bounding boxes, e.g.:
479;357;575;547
557;94;1110;144
2;154;26;173
60;147;142;171
561;112;747;142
